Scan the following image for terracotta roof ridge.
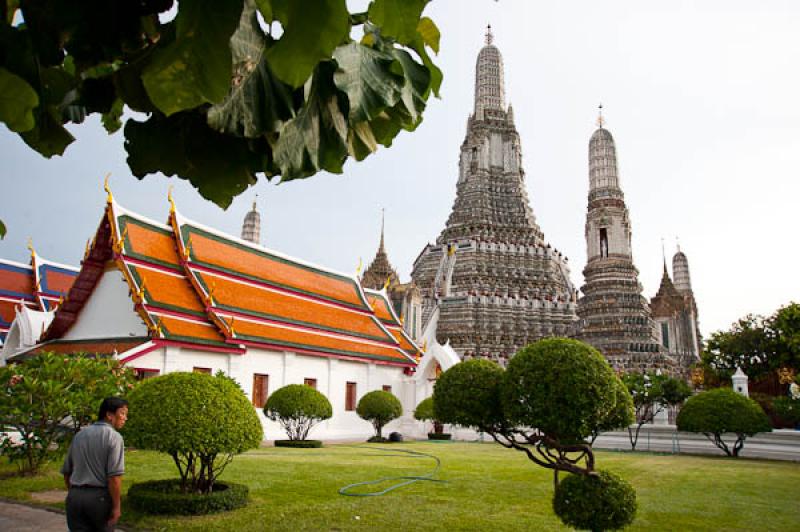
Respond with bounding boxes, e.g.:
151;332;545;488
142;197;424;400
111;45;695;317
175;211;362;286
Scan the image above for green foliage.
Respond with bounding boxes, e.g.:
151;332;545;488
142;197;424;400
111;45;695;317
591;378;635;443
703;302;800;381
0;218;5;239
677;388;772;457
264;384;332;440
413;397;435;422
1;0;442;208
773;396;800;425
124;372;262;493
553;470;637;531
127;479;249;515
433;359;505;431
274;439;323;448
504;338;624;443
356;390;402;438
0;353;136;474
621;371;691;450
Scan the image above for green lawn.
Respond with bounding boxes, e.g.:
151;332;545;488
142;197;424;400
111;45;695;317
2;442;799;531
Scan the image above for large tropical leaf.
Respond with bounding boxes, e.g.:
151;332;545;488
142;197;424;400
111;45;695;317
273;62;348;181
125;111;264;207
142;1;244;116
266;0;349;88
0;67;38;132
390;48;430;123
332;43;402;123
207;0;296;138
0;218;6;240
21;105;74;157
368;0;429;46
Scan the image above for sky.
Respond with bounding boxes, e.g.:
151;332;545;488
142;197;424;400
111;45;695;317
1;0;799;338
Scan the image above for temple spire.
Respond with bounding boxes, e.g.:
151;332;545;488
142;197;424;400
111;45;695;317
588;106;620;192
379;208;385;253
241;195;261;245
474;25;505;116
597;103;605;128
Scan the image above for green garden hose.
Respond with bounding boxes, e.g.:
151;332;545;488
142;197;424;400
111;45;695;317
338;446;446;497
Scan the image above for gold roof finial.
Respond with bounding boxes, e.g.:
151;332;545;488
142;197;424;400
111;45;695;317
596;103;605;128
168;185;176;214
355;257;363;277
27;237;36;258
485;24;493;46
104;173;113;203
383;275;391;291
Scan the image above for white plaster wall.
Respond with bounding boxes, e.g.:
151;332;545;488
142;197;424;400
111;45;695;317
123;345;424;441
64;269;148;340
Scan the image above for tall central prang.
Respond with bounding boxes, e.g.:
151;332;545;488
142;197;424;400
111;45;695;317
412;27;577;364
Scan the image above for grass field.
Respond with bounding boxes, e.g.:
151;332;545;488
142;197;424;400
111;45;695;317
2;441;799;531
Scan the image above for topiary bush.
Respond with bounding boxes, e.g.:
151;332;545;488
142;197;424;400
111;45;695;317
127;479;248;515
264;384;332;441
434;338;637;530
676;388;772;457
503;338;626;444
414;396;448;437
356;390;402;440
433;359;505;431
275;439;323;448
124;372;263;495
553;470;637;531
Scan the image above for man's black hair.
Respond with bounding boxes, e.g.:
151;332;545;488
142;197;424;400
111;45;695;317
98;397;128;422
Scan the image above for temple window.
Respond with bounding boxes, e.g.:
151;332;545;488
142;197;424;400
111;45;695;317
252;373;269;407
304;378;317;389
345;382;357;411
661;322;670;349
193;367;212;374
599;228;609;258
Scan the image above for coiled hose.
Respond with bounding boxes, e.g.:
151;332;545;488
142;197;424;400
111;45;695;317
338;446;446;497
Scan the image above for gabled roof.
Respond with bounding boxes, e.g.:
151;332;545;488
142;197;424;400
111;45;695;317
174;212;416;366
39;191;417;368
11;336;151;360
364;289;422;358
0;254;78;342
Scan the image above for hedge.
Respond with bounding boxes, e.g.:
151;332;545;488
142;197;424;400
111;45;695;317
127;479;248;515
274;439;323;448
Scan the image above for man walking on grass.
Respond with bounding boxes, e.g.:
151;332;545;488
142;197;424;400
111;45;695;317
61;397;128;531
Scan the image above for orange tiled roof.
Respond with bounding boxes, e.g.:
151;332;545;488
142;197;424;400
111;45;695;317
1;258;77;341
179;225;370;310
219;315;411;364
114;212;227;348
364;290;422;357
175;217;415;366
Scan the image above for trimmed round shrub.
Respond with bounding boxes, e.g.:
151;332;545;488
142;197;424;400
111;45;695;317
433;359;504;430
264;384;332;441
356;390;402;439
677;388;772;457
128;479;248;515
503;338;623;443
275;439;322;448
124;372;263;494
413;397;435;422
553;470;637;531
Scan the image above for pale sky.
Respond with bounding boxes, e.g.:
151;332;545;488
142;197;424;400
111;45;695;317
1;1;798;338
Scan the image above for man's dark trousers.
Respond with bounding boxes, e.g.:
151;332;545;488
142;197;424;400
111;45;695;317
66;486;112;532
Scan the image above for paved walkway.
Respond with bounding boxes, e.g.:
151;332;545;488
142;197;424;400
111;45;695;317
0;500;67;531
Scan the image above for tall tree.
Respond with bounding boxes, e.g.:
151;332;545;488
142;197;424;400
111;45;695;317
0;0;442;209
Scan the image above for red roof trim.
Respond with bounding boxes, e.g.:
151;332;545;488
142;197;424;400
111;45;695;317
153;338;245;355
232;339;414;367
214;308;400;348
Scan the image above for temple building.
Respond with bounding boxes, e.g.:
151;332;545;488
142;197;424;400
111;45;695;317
0;243;78;355
360;212;423;342
575;111;678;374
2;184;470;440
411;27;577;364
649;246;702;366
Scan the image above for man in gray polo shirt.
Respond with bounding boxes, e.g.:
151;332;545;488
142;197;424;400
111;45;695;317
61;397;128;532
